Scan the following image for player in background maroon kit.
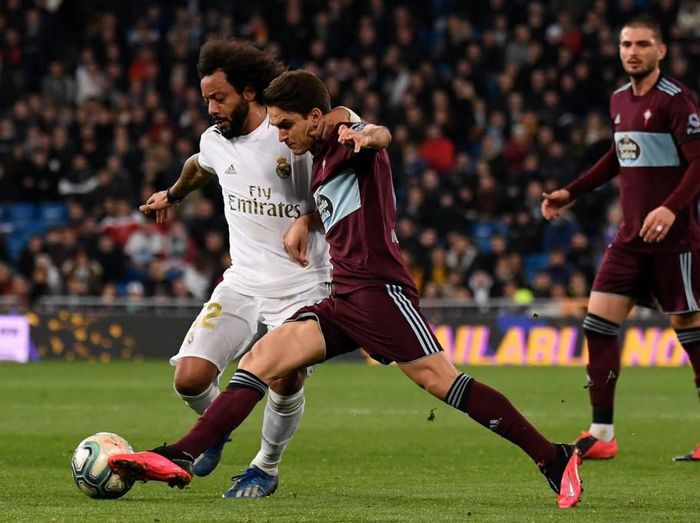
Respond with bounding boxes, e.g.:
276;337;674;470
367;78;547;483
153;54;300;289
542;15;700;461
109;70;584;509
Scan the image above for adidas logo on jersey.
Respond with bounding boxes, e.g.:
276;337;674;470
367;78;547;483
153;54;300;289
224;164;237;175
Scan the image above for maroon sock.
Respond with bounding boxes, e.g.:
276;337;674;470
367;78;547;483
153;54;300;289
676;328;700;396
447;374;556;464
171;370;267;458
583;314;620;424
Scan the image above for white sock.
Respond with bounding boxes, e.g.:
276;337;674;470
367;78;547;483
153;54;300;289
177;381;220;415
251;388;305;476
589;423;614;442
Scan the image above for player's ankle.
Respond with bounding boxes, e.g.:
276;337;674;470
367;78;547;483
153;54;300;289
589;423;614;442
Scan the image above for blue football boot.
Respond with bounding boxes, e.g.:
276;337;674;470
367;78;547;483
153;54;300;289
193;435;231;477
222;465;279;498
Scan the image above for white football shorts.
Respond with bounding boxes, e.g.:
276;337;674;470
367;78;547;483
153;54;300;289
170;279;331;372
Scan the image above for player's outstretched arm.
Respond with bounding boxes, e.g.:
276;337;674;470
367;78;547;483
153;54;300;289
541;144;619;221
139;154;214;224
283;212;323;267
338;123;391;152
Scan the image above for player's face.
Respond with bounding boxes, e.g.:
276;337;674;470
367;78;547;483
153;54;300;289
619;26;666;80
268;106;322;155
200;70;250;139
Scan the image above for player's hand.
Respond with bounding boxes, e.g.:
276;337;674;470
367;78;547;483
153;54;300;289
541;189;571;220
283;215;311;267
640;206;675;243
337;124;368;153
139;190;173;225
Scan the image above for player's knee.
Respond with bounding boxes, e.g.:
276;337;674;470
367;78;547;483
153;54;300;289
173;357;219;397
670;312;700;331
174;374;214;397
239;347;270;380
173;365;217;397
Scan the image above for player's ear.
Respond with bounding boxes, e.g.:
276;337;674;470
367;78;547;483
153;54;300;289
308;107;324;125
657;43;667;61
242;86;256;102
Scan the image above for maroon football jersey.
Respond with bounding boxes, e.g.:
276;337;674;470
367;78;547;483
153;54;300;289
311;123;417;294
610;74;700;252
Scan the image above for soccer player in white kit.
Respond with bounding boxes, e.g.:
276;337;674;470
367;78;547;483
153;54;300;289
139;38;359;498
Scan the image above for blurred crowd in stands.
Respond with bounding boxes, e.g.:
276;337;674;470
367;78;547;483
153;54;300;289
0;0;699;307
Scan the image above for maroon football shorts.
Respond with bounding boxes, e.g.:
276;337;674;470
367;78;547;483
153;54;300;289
592;243;700;313
285;284;443;364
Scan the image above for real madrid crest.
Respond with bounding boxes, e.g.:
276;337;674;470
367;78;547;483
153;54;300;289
276;157;291;178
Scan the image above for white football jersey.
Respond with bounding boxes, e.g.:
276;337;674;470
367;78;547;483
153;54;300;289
198;115;330;297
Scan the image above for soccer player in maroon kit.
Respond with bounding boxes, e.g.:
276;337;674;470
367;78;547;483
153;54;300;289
109;70;583;508
542;16;700;461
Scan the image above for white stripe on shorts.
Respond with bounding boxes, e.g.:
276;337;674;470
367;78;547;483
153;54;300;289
680;252;700;311
386;284;440;356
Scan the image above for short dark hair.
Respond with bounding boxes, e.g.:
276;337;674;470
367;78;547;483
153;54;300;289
263;70;331;116
197;38;286;102
622;15;664;44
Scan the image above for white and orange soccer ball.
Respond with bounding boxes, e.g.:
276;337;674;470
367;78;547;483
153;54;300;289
70;432;134;499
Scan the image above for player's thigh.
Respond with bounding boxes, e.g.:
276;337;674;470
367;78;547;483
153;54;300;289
170;282;259;373
590;245;644;322
258;282;331;394
398;351;460;400
240;320;326;382
652;250;700;315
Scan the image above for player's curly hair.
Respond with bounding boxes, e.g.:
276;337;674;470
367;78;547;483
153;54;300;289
263;70;331;116
197;38;286;101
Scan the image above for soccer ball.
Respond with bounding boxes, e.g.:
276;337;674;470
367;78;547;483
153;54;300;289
71;432;134;499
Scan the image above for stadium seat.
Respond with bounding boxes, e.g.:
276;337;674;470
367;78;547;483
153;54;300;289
7;203;37;229
40;203;69;227
470;221;508;252
524;253;550;282
6;232;30;262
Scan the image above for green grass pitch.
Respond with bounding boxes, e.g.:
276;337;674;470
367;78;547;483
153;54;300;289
2;361;700;522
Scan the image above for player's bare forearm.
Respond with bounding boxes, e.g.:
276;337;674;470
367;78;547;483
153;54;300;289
358;124;391;149
169;153;215;198
139;154;215;224
338;123;392;152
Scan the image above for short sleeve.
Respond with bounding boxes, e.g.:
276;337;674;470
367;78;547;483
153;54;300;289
668;92;700;145
198;133;217;174
335;106;362;123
